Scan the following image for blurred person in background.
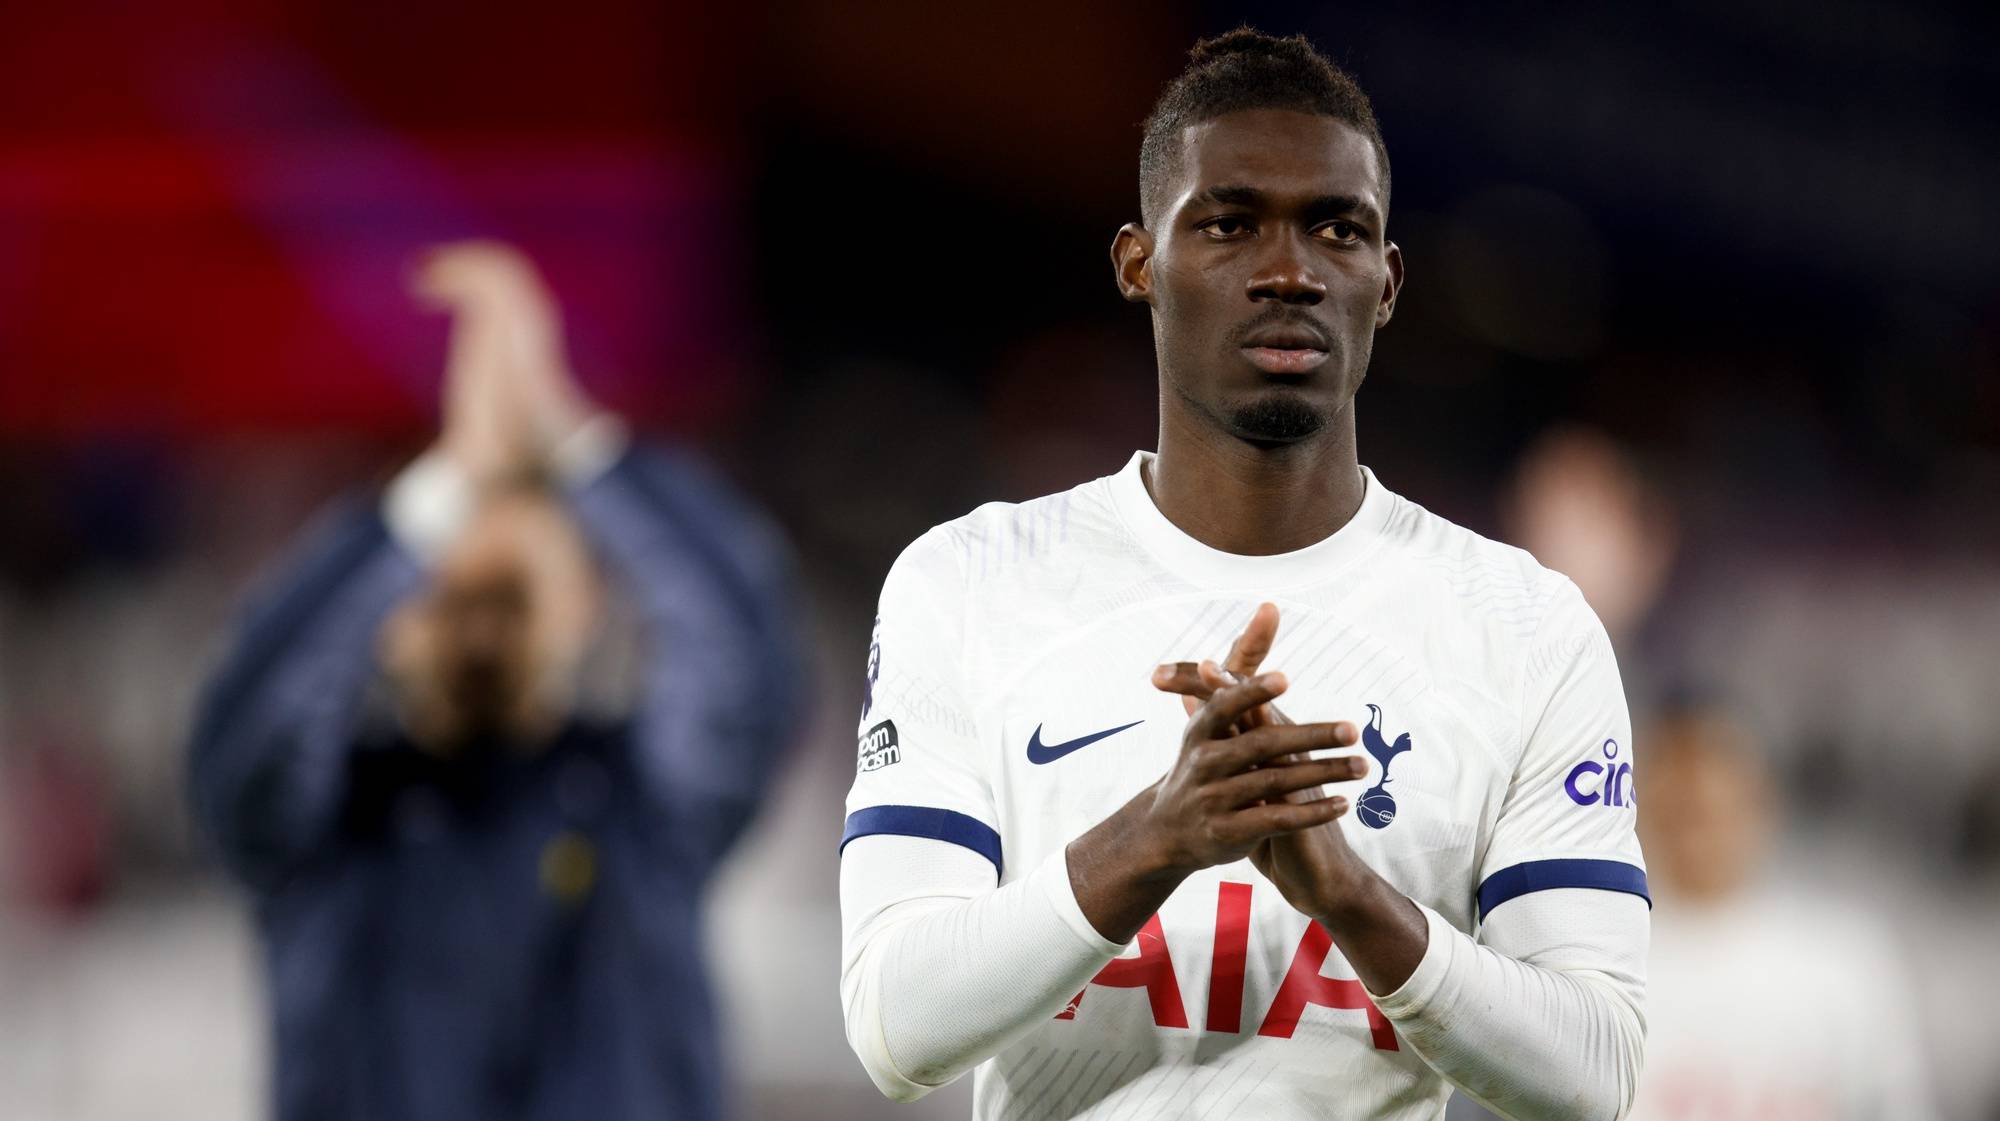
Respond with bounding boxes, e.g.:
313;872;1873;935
1502;426;1676;650
1629;703;1938;1120
186;242;803;1121
1491;427;1942;1120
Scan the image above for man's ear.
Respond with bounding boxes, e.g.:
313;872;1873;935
1376;240;1405;327
1110;223;1155;304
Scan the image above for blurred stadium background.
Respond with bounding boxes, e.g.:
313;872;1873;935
2;1;1996;1118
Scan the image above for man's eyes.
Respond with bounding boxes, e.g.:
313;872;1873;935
1195;217;1365;243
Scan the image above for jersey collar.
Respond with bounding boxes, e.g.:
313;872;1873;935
1105;450;1395;590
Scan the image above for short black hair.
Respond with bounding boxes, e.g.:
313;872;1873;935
1138;28;1389;227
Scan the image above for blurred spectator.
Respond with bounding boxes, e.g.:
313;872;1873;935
185;243;804;1121
1630;704;1939;1121
1503;425;1676;647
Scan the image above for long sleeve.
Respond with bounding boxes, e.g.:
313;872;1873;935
1371;890;1649;1121
564;440;807;870
839;836;1126;1101
1371;575;1651;1120
836;528;1131;1100
186;500;424;892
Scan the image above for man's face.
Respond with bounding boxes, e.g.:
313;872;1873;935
1117;109;1402;444
1636;711;1773;903
424;541;536;743
380;492;600;754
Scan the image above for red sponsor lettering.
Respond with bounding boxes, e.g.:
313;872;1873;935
1055;881;1395;1052
1257;921;1397;1050
1055;912;1188;1028
1205;880;1252;1032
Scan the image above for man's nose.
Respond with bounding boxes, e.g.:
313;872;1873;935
1246;233;1326;306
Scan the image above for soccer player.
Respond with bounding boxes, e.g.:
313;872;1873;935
839;30;1648;1121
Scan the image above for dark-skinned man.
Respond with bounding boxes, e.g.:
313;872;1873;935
838;29;1648;1121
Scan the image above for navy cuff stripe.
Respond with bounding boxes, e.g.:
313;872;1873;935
840;806;1003;876
1477;858;1651;920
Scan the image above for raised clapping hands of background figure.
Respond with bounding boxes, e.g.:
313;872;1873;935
409;240;603;486
1151;603;1381;933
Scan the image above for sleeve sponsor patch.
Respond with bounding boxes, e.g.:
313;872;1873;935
857;719;901;772
1564;738;1635;807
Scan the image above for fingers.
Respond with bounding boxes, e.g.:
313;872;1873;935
1157;658;1308;728
1202;659;1298;728
411;240;545;310
1186;673;1288;743
1152;661;1214;698
1155;604;1280;693
1198;660;1233;691
437;301;523;480
1197;721;1361;778
1210;757;1363;807
1151;660;1219;718
1157;602;1293;734
413;241;597;473
1218;796;1351;843
1199;660;1270;722
1222;602;1280;680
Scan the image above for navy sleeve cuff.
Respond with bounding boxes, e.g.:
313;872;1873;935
841;805;1003;877
1476;858;1650;921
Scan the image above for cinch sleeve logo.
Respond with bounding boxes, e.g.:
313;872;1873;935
1564;738;1634;807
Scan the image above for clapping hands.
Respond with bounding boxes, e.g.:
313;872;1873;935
410;240;602;489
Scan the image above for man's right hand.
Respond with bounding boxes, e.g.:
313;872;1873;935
413;240;604;471
411;243;538;489
1065;670;1365;943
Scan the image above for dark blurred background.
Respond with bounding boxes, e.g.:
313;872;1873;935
1;1;1995;1118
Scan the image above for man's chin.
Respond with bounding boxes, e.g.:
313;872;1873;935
423;692;519;756
1225;393;1329;444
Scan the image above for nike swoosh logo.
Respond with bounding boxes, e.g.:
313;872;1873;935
1027;720;1144;765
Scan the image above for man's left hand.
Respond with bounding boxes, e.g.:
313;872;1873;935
1151;604;1377;927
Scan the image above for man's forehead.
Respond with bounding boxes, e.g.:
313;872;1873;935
1172;109;1383;211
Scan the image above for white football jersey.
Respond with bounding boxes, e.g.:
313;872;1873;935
843;451;1648;1120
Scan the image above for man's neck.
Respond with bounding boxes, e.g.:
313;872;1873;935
1145;398;1365;556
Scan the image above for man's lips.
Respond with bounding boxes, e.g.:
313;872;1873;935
1238;320;1332;375
1243;345;1330;375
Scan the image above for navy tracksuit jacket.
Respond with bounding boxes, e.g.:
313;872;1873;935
187;446;804;1121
